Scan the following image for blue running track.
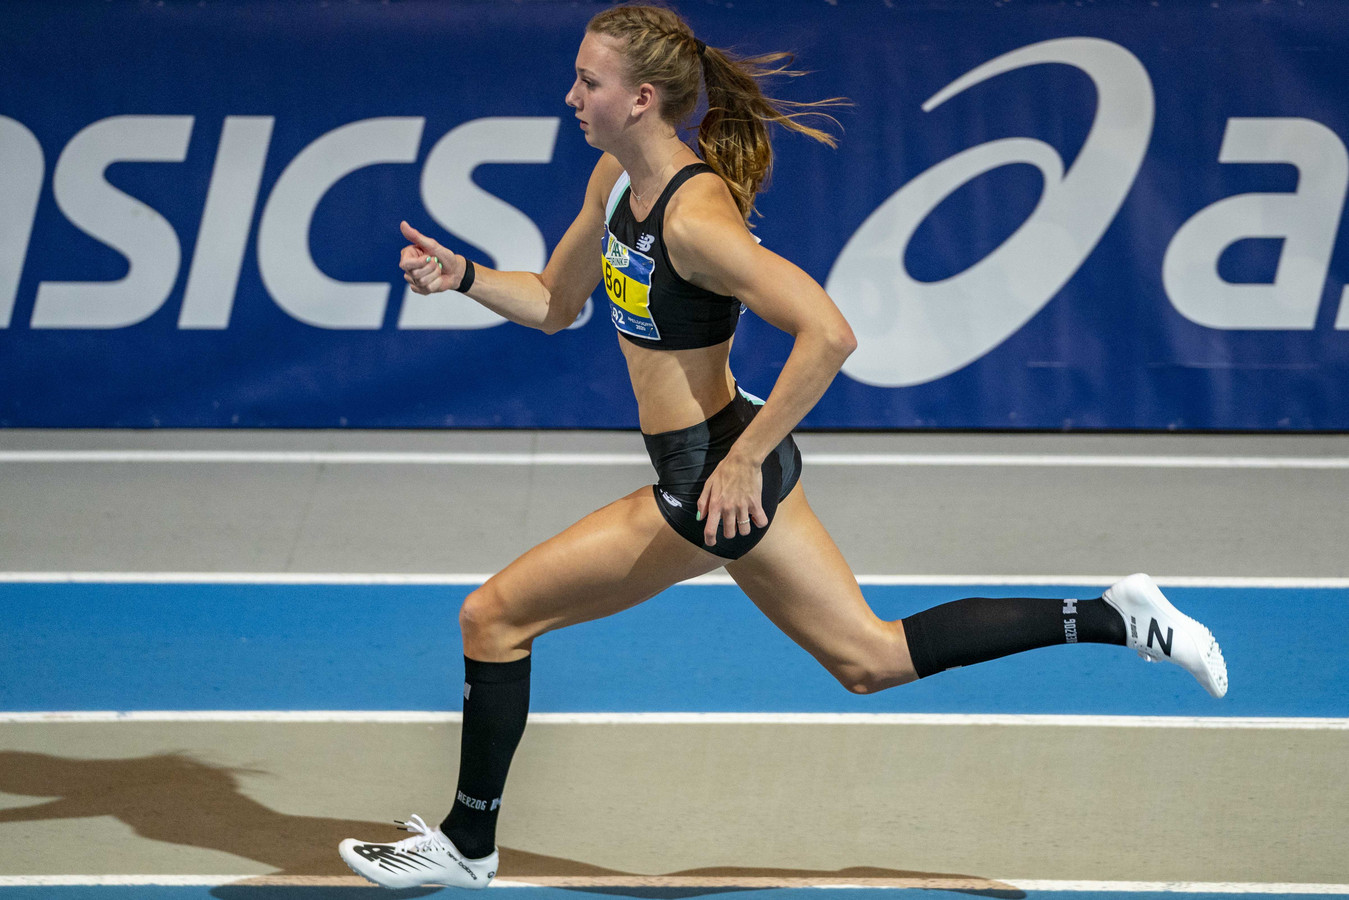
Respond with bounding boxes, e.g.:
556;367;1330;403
3;582;1345;716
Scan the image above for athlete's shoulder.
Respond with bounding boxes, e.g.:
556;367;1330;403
665;166;752;248
676;163;734;202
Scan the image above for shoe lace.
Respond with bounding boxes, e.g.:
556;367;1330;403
392;814;446;853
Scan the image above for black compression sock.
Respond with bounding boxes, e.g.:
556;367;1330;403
440;655;531;859
901;595;1126;679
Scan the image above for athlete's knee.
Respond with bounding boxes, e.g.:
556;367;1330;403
831;663;911;695
458;586;497;644
459;583;525;659
823;625;918;694
827;652;918;694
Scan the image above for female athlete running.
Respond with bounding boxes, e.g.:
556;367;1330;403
340;5;1227;889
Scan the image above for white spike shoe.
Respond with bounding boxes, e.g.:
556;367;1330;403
339;814;497;890
1103;573;1228;698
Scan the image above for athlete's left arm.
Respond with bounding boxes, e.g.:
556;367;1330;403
666;188;857;535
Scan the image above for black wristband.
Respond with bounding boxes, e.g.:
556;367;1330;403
455;258;476;294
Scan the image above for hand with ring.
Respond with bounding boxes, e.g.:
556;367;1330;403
697;451;769;545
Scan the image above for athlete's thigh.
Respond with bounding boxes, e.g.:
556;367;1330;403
724;485;912;683
481;486;724;643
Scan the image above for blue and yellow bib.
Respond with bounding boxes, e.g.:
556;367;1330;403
601;163;743;351
602;226;659;341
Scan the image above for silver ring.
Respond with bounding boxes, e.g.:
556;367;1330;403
737;518;751;525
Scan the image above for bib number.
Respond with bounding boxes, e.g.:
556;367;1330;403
602;230;658;341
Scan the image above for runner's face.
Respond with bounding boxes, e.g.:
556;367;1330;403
566;32;638;148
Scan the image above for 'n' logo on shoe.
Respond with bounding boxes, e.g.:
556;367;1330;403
354;844;432;873
1147;618;1174;657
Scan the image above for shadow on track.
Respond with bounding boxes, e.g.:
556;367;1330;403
0;751;1022;898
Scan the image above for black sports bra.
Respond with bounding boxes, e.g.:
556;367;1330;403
601;162;743;350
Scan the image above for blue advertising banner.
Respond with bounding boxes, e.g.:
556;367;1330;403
2;0;1347;429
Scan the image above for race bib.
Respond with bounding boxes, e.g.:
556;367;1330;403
602;228;659;341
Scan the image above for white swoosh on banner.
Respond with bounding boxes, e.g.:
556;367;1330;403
828;37;1154;387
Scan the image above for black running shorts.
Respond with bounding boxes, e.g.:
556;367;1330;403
642;387;802;560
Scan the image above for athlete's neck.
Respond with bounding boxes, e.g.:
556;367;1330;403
614;137;700;207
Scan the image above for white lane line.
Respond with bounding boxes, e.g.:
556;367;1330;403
0;450;651;465
0;875;1345;892
3;711;1346;729
497;878;1349;893
807;453;1349;469
4;571;1349;588
2;449;1348;468
0;571;504;585
505;878;1349;894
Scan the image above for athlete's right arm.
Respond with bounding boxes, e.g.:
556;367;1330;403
400;154;621;334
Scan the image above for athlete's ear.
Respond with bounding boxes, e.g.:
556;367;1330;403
632;83;658;118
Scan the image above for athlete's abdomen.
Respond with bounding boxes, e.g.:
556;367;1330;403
620;337;736;435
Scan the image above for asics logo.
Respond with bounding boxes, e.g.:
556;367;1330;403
830;38;1153;387
9;70;1347;348
9;54;1345;366
829;38;1349;387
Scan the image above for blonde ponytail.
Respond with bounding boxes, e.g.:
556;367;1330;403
587;4;847;220
697;46;847;219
